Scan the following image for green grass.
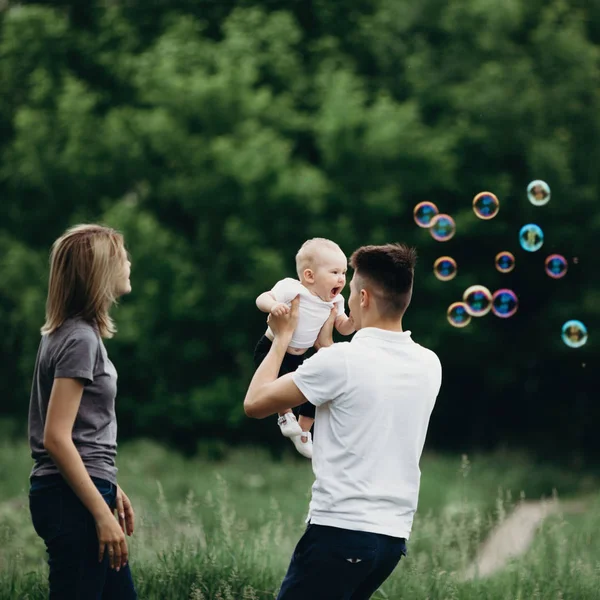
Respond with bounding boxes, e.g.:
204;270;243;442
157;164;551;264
1;436;599;599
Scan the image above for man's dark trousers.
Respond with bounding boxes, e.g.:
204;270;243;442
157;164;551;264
277;523;407;600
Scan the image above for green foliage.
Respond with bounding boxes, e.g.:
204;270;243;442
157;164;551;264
0;1;597;453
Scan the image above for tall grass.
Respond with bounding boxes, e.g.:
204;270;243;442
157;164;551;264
1;436;599;599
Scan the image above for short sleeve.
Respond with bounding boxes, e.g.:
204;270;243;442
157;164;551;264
271;278;302;304
430;353;443;398
292;344;348;407
334;295;345;316
54;328;98;385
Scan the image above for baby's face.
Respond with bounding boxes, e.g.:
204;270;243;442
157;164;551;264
312;248;348;302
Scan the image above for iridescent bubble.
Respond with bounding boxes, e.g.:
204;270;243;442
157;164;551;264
491;289;518;318
462;285;493;317
447;302;471;328
429;214;456;242
473;191;500;220
413;201;439;228
527;180;551;206
545;254;568;279
561;320;588;349
495;251;515;273
433;256;457;281
519;224;544;252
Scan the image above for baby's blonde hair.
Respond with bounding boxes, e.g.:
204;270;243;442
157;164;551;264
295;238;343;280
41;224;127;339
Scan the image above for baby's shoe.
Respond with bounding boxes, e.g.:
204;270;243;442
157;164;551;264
278;413;303;438
291;431;313;459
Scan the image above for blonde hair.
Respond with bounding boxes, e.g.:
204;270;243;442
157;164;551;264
295;238;343;279
41;224;127;339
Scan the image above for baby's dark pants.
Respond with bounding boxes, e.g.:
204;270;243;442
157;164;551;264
253;335;315;419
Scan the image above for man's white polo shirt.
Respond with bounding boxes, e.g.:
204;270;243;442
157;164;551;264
292;327;442;540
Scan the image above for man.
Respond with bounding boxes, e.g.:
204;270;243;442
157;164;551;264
244;243;442;600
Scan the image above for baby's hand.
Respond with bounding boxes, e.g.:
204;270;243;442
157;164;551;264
270;303;290;317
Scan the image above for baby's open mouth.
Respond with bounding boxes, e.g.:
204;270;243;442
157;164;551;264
331;287;341;297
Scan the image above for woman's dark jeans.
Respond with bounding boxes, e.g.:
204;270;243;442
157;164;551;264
29;474;137;599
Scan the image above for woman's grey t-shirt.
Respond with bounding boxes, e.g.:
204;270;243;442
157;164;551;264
28;317;118;484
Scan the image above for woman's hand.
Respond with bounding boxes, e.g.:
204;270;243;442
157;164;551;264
96;512;128;570
115;485;135;536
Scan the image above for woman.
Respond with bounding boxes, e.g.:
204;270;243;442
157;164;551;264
28;224;137;599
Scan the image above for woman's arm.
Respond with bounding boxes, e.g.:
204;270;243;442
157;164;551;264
44;378;128;570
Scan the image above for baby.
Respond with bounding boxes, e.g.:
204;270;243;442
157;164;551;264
254;238;355;458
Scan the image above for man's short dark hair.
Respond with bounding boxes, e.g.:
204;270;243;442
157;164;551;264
349;243;417;318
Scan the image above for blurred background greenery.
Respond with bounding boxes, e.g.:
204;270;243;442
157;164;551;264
0;0;597;462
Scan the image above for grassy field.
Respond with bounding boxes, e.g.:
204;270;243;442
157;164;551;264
1;434;599;599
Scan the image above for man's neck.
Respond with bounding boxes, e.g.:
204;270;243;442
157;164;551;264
360;315;403;332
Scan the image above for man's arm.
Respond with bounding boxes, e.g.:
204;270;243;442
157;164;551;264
314;307;337;350
244;296;307;418
244;372;308;419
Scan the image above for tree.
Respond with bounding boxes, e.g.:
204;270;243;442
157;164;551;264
0;1;597;459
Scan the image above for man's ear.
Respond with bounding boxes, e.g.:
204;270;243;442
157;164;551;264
303;268;315;283
360;287;369;309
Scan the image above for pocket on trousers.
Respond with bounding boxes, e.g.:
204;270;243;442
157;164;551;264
321;528;377;566
92;477;115;509
91;477;113;496
29;489;63;543
332;544;376;565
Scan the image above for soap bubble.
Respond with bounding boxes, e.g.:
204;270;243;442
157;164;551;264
491;289;518;318
430;214;456;241
495;251;515;273
463;285;493;317
527;180;551;206
447;302;471;328
545;254;568;279
519;224;544;252
433;256;457;281
473;191;500;220
561;320;588;349
413;201;439;228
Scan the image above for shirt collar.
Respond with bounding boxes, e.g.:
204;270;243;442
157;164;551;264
352;327;413;343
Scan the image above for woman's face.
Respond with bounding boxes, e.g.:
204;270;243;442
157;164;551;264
114;247;132;297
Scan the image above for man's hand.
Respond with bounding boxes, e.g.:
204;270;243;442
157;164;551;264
245;296;306;419
270;302;290;317
267;295;299;341
315;306;337;350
